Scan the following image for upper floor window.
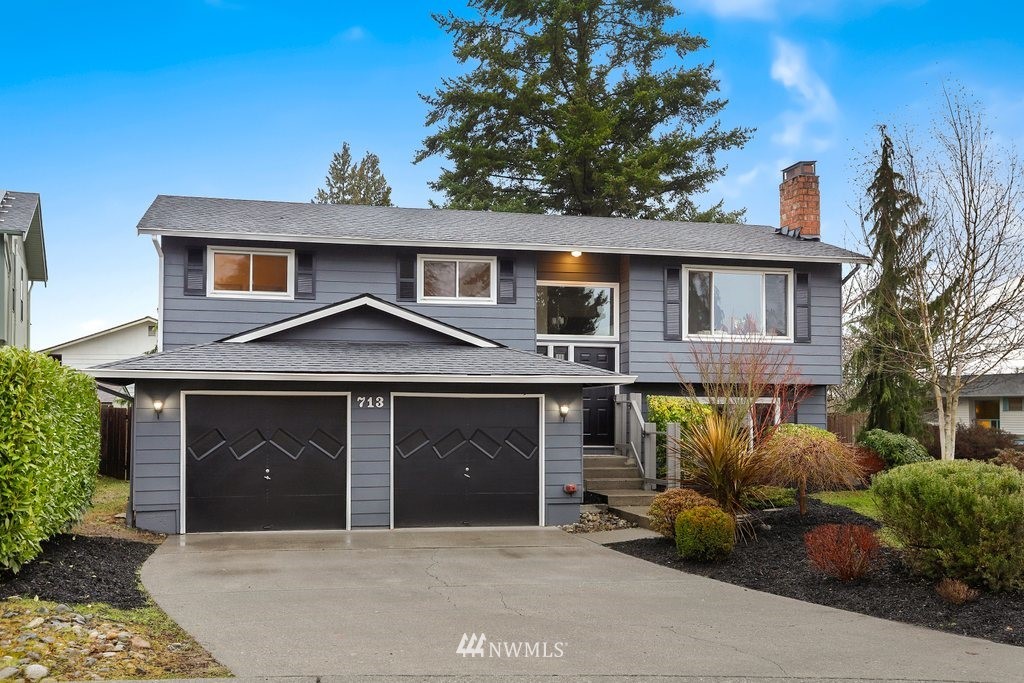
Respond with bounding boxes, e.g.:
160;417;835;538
537;282;617;339
686;267;791;339
207;247;294;299
417;255;496;304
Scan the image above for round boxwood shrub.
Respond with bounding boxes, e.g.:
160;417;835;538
674;505;735;561
871;460;1024;592
0;347;100;572
647;488;719;537
857;428;931;468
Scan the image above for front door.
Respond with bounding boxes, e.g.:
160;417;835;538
574;347;616;446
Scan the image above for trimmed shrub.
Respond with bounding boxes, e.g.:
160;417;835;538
992;449;1024;472
0;347;100;572
741;485;797;510
924;423;1018;461
674;506;735;561
804;523;880;581
857;429;931;468
647;488;719;538
935;578;980;605
871;460;1024;592
647;396;713;480
761;424;864;514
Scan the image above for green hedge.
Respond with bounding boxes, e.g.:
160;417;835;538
857;428;931;468
0;347;100;572
871;460;1024;592
647;396;713;479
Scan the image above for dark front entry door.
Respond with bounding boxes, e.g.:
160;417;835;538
393;396;540;527
574;347;616;446
184;394;348;532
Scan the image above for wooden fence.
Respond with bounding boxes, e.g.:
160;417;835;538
827;412;867;443
99;405;132;480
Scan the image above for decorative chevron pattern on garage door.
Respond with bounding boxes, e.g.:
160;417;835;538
394;427;537;460
187;427;346;461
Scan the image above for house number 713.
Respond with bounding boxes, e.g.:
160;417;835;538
357;396;385;408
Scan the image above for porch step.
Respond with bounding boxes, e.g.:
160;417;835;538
582;466;641;479
587;489;658;507
583;446;618;456
584;477;644;490
607;505;654;530
582;454;631;468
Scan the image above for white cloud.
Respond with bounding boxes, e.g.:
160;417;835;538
690;0;776;20
687;0;912;21
338;26;367;42
770;37;838;150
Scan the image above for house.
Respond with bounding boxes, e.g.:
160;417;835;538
952;373;1024;439
89;161;866;534
39;316;158;402
0;191;48;347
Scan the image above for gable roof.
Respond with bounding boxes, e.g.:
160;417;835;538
957;373;1024;398
138;195;868;264
0;191;48;281
86;340;633;385
221;294;501;347
38;316;158;354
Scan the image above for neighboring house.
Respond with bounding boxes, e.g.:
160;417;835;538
39;316;158;402
89;161;866;534
950;373;1024;439
0;191;48;347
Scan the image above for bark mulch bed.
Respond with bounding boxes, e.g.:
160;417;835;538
0;534;158;609
608;499;1024;647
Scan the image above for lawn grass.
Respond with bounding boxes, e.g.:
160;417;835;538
812;490;881;520
72;476;163;543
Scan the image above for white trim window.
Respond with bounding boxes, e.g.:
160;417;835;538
536;281;618;340
207;246;294;299
417;255;496;304
685;267;793;340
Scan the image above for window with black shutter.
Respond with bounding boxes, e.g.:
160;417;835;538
295;252;316;299
396;254;416;302
497;257;516;304
664;267;682;340
794;272;812;343
184;247;205;296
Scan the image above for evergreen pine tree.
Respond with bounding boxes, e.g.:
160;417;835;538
314;142;393;206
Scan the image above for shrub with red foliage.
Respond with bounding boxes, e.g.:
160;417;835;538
803;523;880;581
854;446;886;477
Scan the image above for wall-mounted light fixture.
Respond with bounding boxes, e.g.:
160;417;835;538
559;404;570;422
152;399;164;419
570;250;582;258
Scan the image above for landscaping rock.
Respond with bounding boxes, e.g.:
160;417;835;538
130;636;151;650
23;664;48;681
0;667;19;680
24;618;44;630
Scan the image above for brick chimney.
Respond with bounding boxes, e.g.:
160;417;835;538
779;161;820;239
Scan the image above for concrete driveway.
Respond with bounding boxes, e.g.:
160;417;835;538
141;528;1024;681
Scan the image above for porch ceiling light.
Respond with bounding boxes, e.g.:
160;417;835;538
570;250;582;258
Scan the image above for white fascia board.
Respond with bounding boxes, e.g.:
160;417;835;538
82;368;637;385
223;295;500;348
137;228;870;265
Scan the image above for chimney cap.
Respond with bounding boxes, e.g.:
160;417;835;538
782;160;817;181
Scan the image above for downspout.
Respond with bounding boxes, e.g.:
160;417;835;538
151;236;163;352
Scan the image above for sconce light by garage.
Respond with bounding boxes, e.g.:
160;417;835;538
152;399;164;418
570;250;582;258
559;404;570;422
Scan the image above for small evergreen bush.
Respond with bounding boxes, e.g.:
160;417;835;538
647;488;719;537
871;460;1024;592
674;505;735;561
857;428;931;468
0;347;100;571
804;523;880;581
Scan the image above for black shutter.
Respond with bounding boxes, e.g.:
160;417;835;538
295;252;316;299
397;254;416;302
794;272;811;343
497;257;516;304
664;266;682;341
184;247;205;296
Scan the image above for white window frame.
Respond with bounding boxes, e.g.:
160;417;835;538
416;254;497;305
206;246;295;300
536;280;619;342
694;395;781;448
683;265;794;343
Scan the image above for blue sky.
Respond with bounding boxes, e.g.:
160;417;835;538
4;0;1023;349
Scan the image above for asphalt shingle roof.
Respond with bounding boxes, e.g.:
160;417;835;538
958;374;1024;398
90;340;629;384
138;195;867;264
0;191;47;281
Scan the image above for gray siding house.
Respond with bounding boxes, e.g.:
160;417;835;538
91;162;865;534
0;191;48;347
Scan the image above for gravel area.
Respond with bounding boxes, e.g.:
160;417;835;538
608;499;1024;647
560;510;637;533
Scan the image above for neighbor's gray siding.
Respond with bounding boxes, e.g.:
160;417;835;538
131;381;582;533
623;256;842;386
161;238;537;351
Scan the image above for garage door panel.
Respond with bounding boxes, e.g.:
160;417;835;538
185;395;348;532
393;396;540;528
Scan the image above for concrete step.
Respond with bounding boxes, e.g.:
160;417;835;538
583;446;618;455
584;477;644;490
587;489;659;507
582;466;641;479
582;454;631;467
608;505;654;530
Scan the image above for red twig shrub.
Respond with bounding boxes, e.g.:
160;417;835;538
803;523;880;581
647;488;719;538
935;578;980;605
855;446;886;477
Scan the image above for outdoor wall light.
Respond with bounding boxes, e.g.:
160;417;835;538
570;250;582;258
152;399;164;418
559;404;570;421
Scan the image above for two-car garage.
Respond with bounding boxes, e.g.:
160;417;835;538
182;393;542;533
